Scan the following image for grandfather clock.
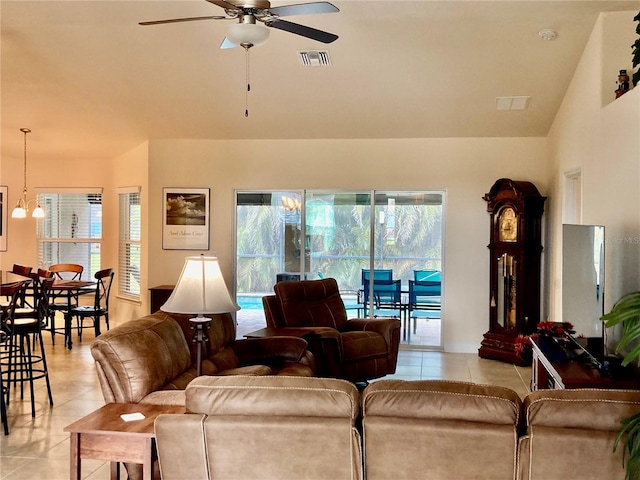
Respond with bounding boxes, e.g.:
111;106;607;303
478;178;546;366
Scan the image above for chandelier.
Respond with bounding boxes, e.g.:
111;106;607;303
11;128;45;219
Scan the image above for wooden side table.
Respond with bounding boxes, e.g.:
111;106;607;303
148;285;174;314
64;402;185;480
244;327;320;339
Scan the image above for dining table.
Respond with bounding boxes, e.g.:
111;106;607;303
50;280;97;349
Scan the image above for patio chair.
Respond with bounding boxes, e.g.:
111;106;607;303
408;279;442;335
413;270;441;282
360;269;395;317
364;279;403;319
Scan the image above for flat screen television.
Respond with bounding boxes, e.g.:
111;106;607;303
562;224;605;362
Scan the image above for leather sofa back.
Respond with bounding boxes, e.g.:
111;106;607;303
518;389;640;480
156;375;362;480
362;380;522;480
274;278;349;330
154;377;640;480
91;312;191;403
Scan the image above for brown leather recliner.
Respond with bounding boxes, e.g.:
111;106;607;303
262;278;401;383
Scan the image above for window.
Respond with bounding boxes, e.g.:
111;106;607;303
36;188;103;278
118;187;141;299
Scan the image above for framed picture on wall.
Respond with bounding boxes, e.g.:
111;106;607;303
0;186;7;251
162;187;210;250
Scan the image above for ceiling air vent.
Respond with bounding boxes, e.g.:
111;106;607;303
298;50;332;67
496;96;530;111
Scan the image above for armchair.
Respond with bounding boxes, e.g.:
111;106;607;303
262;278;400;383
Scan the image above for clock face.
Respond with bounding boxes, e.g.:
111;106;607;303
498;207;518;242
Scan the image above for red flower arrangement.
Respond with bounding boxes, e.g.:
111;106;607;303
513;321;574;359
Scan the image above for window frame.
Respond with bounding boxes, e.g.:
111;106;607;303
118;187;141;300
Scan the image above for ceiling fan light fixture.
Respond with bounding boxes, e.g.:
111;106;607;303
227;22;270;48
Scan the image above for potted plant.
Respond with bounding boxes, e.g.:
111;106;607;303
600;291;640;480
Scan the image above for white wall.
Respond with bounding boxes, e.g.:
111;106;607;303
147;137;549;353
547;12;640;345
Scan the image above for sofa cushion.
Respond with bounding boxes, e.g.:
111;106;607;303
274;278;348;330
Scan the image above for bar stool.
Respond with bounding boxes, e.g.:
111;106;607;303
0;330;8;435
4;278;54;417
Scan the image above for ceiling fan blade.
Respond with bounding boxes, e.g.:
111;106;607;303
266;19;338;43
139;15;226;26
220;37;238;49
268;2;339;17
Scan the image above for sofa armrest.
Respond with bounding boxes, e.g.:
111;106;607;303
254;326;344;377
232;336;310;365
345;317;401;348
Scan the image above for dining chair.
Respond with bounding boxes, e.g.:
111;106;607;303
69;268;114;341
48;264;83;345
9;264;32;278
4;278;54;417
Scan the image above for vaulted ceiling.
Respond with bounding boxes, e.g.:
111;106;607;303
2;0;639;161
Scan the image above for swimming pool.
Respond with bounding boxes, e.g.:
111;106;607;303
236;295;266;310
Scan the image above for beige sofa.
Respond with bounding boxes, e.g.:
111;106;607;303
90;311;315;406
155;376;640;480
156;375;362;480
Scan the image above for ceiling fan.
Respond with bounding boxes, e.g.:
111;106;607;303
139;0;340;49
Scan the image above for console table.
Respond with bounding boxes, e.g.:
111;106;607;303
530;337;639;390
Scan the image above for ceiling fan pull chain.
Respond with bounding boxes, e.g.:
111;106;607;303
245;46;251;117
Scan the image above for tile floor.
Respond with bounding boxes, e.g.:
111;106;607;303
0;315;532;480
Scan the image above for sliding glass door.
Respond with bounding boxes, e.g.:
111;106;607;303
235;190;444;348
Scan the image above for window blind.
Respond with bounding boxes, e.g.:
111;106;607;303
36;191;103;278
118;189;141;299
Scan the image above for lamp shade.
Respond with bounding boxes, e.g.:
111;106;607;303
161;255;239;315
32;204;45;218
227;22;270;47
11;206;26;219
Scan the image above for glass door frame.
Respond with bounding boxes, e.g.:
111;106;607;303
234;189;445;350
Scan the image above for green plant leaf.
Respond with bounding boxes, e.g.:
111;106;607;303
601;292;640;327
617;325;640;352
